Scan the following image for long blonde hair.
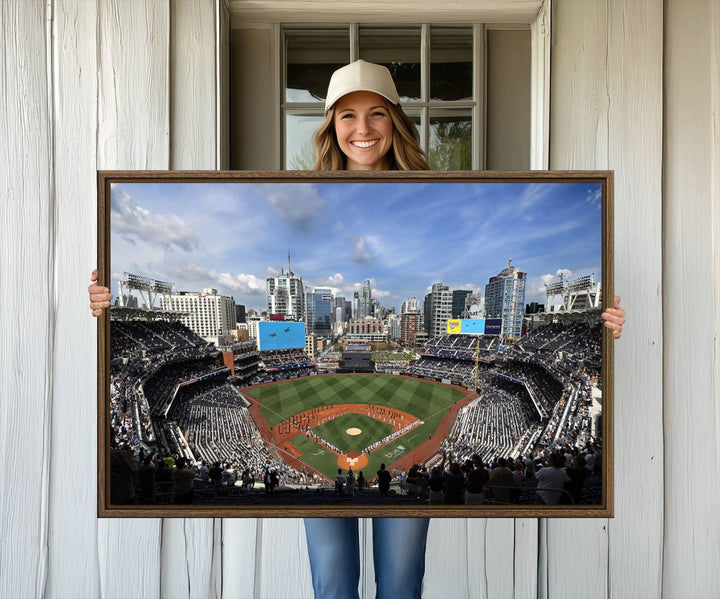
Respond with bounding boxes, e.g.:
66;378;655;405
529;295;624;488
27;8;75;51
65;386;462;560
312;100;430;171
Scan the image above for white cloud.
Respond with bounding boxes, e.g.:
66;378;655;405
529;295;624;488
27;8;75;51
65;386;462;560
459;283;483;295
305;273;347;296
264;184;327;232
586;187;602;209
112;187;199;252
318;273;345;287
556;268;572;279
352;236;373;263
178;264;266;296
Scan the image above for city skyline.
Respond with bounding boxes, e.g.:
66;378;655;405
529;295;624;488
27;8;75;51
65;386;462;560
110;180;603;312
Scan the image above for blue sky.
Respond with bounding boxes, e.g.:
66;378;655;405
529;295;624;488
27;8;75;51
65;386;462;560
110;180;603;312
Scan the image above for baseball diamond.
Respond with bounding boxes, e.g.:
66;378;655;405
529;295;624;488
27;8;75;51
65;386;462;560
243;373;474;479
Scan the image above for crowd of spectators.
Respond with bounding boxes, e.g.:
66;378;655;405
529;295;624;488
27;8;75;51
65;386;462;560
400;317;603;482
378;439;603;506
445;377;541;464
109;318;308;486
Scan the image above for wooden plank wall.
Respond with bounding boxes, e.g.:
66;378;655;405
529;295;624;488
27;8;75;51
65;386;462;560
549;2;664;599
663;1;720;596
1;0;718;597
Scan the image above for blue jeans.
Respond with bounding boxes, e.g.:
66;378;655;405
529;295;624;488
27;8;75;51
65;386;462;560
303;517;430;599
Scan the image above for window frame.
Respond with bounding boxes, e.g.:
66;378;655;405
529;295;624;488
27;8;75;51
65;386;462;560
281;23;488;170
230;1;551;171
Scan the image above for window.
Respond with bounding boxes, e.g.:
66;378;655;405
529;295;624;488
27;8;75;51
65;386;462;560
283;25;478;170
229;22;533;171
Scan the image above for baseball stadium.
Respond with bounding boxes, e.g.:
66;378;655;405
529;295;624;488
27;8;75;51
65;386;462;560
108;269;604;507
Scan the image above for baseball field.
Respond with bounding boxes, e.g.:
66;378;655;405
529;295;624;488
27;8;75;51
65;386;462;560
243;374;472;480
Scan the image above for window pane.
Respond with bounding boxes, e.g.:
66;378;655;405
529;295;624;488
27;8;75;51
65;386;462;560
402;109;423;149
285;112;324;169
359;28;421;102
430;27;473;101
286;30;350;103
428;109;472;170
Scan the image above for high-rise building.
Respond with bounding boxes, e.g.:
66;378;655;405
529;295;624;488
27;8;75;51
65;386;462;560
387;313;401;340
423;292;432;333
266;266;305;321
401;297;419;314
400;311;420;346
452;290;472;318
358;279;373;318
160;288;236;341
351;291;360;319
485;259;527;339
235;304;246;324
334;296;346;323
429;283;453;338
305;287;333;337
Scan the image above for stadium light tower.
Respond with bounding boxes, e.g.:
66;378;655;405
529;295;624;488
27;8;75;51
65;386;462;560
566;274;601;310
545;273;568;312
545;273;601;312
118;272;174;310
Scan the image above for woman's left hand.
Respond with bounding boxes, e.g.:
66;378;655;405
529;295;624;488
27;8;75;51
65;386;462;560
602;295;625;339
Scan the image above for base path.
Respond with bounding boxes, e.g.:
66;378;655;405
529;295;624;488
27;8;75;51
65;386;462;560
244;376;477;479
386;389;477;473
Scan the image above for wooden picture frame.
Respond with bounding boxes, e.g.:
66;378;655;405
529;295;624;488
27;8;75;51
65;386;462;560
98;170;614;518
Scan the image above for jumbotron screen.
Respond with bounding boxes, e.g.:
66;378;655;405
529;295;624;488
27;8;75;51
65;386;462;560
258;321;306;351
446;318;486;335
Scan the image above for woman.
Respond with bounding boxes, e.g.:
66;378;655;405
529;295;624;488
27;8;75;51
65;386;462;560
89;60;626;598
302;61;432;599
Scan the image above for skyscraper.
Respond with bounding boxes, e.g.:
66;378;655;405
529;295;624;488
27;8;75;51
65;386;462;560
485;259;527;338
305;287;333;337
423;292;432;333
400;311;420;346
452;290;472;318
401;297;419;314
334;296;346;323
266;263;305;321
429;283;453;338
358;279;373;319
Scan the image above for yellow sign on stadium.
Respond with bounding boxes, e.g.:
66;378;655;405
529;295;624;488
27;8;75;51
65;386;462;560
446;319;462;334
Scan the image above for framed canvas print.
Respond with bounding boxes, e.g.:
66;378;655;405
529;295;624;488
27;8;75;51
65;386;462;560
97;170;614;518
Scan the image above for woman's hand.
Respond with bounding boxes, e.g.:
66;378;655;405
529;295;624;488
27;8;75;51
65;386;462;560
89;269;113;316
602;295;625;339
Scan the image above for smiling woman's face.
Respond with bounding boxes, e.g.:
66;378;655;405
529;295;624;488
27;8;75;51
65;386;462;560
333;90;394;170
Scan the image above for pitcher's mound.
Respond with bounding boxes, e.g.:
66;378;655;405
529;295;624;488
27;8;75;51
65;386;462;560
346;427;362;436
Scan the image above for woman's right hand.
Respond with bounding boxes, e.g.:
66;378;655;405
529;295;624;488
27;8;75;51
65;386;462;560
89;269;113;316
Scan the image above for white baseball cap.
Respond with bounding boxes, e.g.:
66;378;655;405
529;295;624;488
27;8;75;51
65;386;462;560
324;60;400;112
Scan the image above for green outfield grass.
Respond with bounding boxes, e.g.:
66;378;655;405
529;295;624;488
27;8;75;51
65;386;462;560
288;436;340;476
310;414;394;453
246;374;467;478
245;374;465;427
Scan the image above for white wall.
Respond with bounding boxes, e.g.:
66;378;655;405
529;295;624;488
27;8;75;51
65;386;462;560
1;1;718;598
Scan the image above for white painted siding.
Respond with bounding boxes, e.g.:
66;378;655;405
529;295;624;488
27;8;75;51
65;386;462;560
1;1;718;598
550;2;664;598
663;1;720;596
